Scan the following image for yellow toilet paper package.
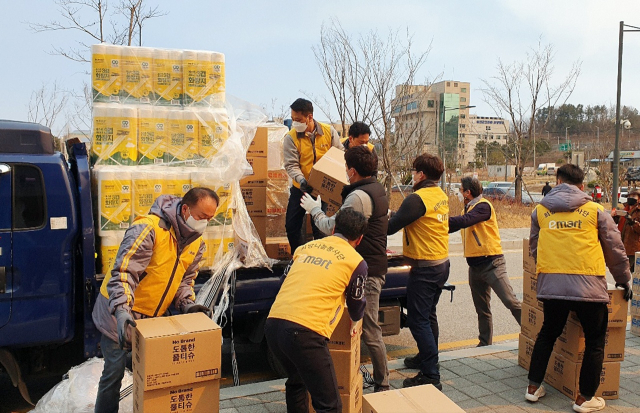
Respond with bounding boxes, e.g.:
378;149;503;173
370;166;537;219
132;169;165;219
100;232;125;274
121;46;153;104
92;44;121;102
197;108;229;159
92;105;138;166
152;48;183;105
96;167;133;234
138;107;167;165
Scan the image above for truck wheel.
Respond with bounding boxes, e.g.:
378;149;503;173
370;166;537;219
264;341;288;378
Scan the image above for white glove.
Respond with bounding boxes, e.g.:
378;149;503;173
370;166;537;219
300;193;322;213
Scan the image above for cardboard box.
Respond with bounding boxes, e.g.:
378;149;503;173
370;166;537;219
328;310;361;351
523;238;536;274
568;286;628;328
632;275;640;295
133;379;220;413
378;305;401;337
241;186;267;216
544;352;620;400
247;127;268;156
634;251;640;276
630;297;640;316
308;147;349;206
522;270;544;311
250;216;266;246
133;313;221;391
330;336;361;393
309;373;362;413
264;237;292;260
554;320;625;362
631;316;640;336
521;303;544;341
362;384;465;413
518;333;536;370
240;156;268;186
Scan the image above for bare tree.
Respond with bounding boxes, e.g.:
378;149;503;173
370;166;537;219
482;41;581;200
27;82;69;131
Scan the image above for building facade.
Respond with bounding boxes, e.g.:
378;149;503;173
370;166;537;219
464;115;510;166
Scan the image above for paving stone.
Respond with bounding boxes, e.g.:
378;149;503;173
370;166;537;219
464;406;492;413
478;378;511;393
440;359;464;369
463;359;500;371
240;404;270;413
447;364;481;376
220;399;234;409
538;393;573;410
474;354;499;361
220;409;240;413
232;396;264;407
485;358;516;369
491;406;529;413
389;378;405;389
255;391;285;402
456;398;487;410
264;401;287;413
458;384;494;398
439;387;470;403
476;393;511;407
497;388;527;403
441;376;475;389
484;367;516;380
439;368;460;381
464;372;494;385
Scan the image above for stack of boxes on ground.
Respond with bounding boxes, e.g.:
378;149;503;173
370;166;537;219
630;252;640;335
91;44;237;274
132;313;222;412
362;384;465;413
519;239;627;400
308;311;363;413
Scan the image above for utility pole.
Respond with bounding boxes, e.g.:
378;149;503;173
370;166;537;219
533;122;536;171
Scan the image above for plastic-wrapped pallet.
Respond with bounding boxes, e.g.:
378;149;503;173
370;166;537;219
99;231;125;275
196;108;229;159
95;166;133;235
92;105;138;166
183;51;225;107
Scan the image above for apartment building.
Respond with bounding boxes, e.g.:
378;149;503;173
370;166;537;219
462;115;510;166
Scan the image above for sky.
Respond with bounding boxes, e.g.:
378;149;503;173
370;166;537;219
1;0;640;135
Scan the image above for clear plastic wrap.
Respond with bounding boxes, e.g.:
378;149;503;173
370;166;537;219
93;166;133;235
30;358;133;413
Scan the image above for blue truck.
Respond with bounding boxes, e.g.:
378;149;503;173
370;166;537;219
0;120;416;406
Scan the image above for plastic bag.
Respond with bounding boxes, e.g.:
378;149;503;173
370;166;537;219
30;357;133;413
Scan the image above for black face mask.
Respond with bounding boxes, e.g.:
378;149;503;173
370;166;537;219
628;198;638;207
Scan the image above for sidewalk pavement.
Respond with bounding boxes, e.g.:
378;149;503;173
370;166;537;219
219;329;640;412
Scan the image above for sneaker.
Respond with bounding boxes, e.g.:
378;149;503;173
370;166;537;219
573;396;605;413
374;385;390;393
525;384;546;402
403;355;421;369
402;372;442;391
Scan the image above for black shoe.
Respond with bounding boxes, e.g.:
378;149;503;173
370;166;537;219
402;372;442;390
477;343;489;347
404;355;421;369
374;385;390;393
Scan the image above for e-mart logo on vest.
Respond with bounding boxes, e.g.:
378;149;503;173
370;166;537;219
548;220;583;229
296;254;333;269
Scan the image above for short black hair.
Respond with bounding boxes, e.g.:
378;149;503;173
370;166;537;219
290;98;313;116
556;164;584;186
345;145;377;177
413;153;444;181
545;182;549;185
182;187;220;208
460;176;483;198
334;208;368;241
348;121;371;138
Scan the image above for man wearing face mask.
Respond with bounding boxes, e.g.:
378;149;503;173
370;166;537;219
449;177;521;347
612;190;640;272
284;98;343;252
92;187;218;413
300;145;390;392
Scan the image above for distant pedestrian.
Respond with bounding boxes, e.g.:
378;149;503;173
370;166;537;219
541;182;552;197
592;184;602;203
612;190;640;272
526;164;631;413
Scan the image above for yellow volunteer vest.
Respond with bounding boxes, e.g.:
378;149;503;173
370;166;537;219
100;214;202;316
403;186;449;260
340;136;375;152
289;122;333;189
268;235;365;338
536;201;605;276
462;198;503;258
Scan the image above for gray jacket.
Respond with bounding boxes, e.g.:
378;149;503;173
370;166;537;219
283;120;343;185
310;189;373;235
92;195;206;342
530;183;630;302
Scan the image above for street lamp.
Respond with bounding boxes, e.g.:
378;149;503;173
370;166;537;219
613;21;640;209
439;104;476;190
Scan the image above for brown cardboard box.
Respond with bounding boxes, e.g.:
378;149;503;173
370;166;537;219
521;303;544;341
133;378;220;413
378;306;401;336
247;127;268;156
568;286;628;328
240;156;268;186
308;147;349;206
544;352;620;400
522;270;544;311
330;336;361;393
328;310;361;351
309;374;363;413
241;186;267;216
251;216;266;246
362;384;465;413
264;237;292;260
518;333;536;370
523;238;536;274
133;313;221;391
553;320;625;362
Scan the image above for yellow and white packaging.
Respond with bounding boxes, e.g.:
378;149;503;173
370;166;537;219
96;167;133;235
166;110;198;164
197;108;229;159
183;51;225;106
100;232;125;275
202;229;235;269
92;105;138;166
152;48;183;106
138;107;167;165
92;44;121;102
132;169;165;219
191;169;233;228
121;46;153;104
164;168;192;198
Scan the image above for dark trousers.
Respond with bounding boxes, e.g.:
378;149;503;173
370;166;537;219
265;318;341;413
95;335;131;413
528;299;608;399
406;261;450;380
285;186;326;253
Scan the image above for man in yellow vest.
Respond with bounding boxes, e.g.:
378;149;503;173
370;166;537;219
266;208;368;413
387;154;449;390
449;176;521;347
284;98;343;252
340;121;376;153
526;164;631;413
92;188;218;413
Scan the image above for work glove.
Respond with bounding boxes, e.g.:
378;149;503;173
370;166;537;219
300;179;313;194
115;308;137;350
300;193;322;213
185;304;212;317
616;282;633;301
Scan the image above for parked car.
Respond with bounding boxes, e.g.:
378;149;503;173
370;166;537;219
391;184;413;193
483;187;537;205
487;181;513;189
448;182;461;195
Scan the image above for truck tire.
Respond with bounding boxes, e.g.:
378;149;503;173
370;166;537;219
264;341;288;378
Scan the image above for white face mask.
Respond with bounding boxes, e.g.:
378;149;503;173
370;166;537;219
292;121;308;133
185;207;208;234
457;191;464;203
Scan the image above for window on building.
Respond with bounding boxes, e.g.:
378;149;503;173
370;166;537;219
460;114;466;119
460;97;467;102
393;106;401;114
460;124;465;129
454;82;458;87
461;87;467;93
427;100;435;108
13;164;46;230
446;82;450;86
490;135;494;140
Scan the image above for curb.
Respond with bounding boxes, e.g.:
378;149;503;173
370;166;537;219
219;340;519;400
